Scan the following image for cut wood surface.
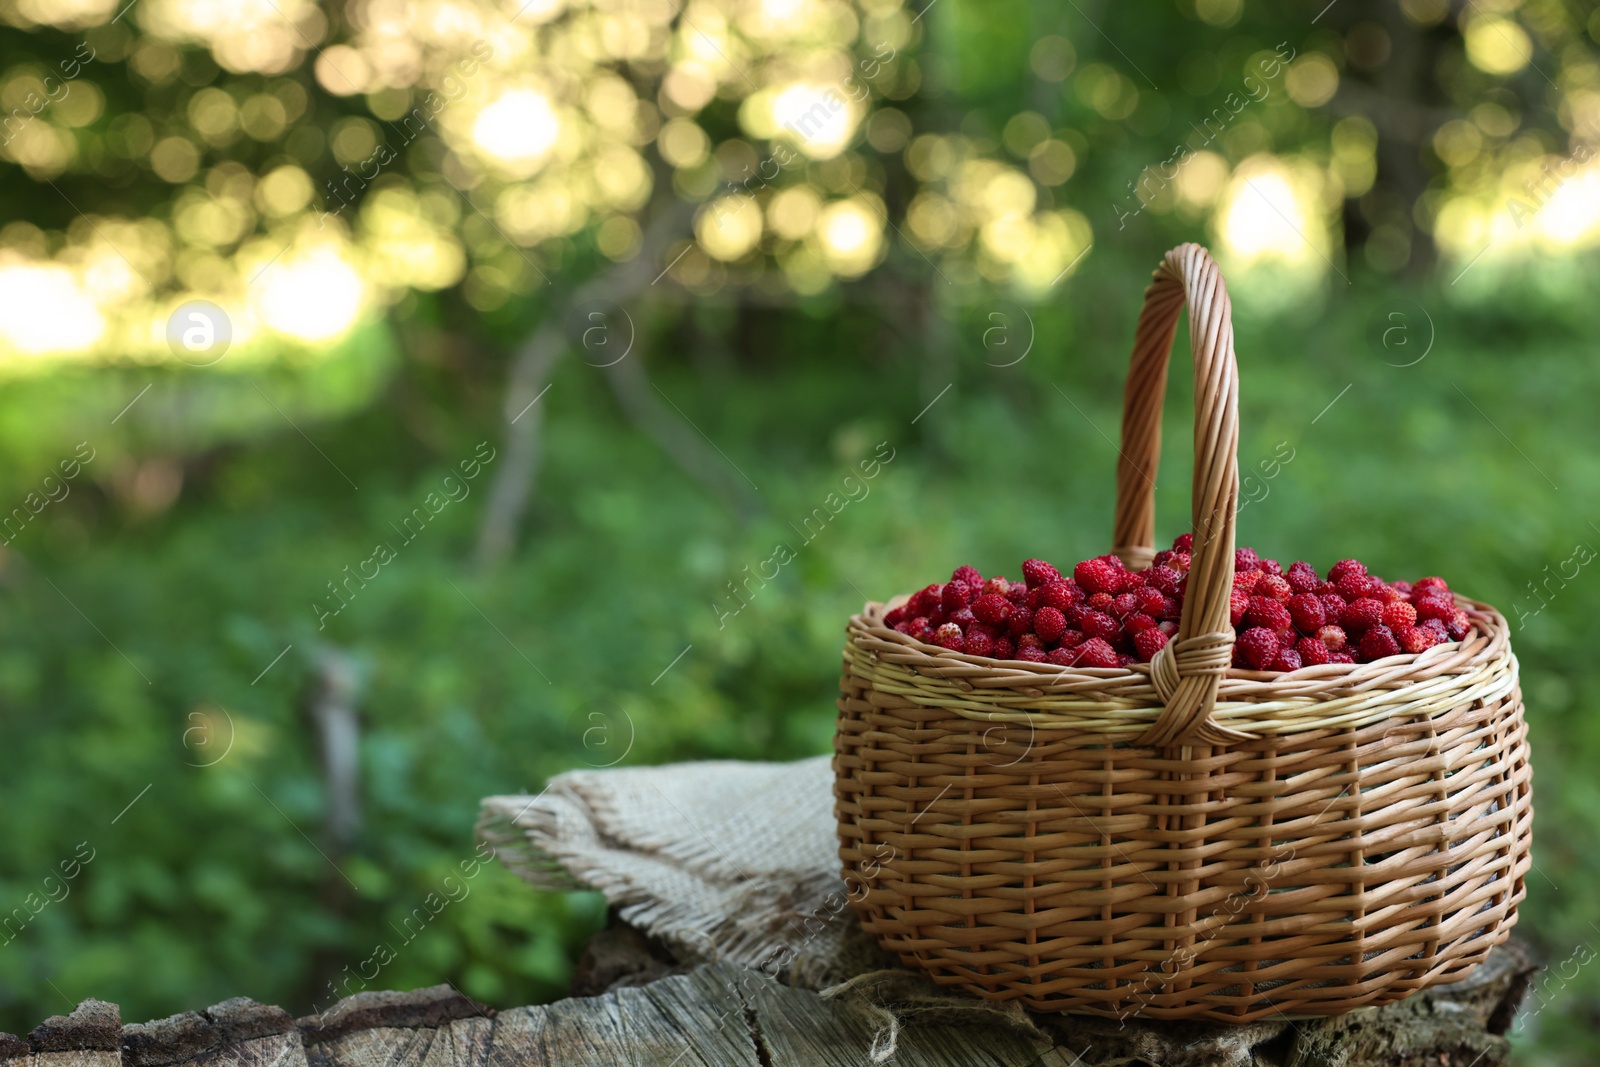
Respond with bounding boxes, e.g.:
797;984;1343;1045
3;935;1536;1067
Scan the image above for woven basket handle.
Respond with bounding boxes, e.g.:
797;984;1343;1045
1111;244;1251;748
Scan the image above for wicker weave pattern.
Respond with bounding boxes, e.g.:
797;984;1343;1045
832;244;1533;1022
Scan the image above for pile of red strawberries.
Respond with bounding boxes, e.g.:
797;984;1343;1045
883;534;1471;671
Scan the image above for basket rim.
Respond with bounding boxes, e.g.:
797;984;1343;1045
845;592;1516;737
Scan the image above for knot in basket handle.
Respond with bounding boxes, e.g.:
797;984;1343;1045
1112;244;1253;748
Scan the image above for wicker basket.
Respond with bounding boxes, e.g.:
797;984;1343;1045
833;243;1532;1023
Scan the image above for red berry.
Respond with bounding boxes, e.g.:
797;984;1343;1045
1122;569;1148;588
1134;586;1167;617
884;605;907;627
1109;592;1139;618
950;606;978;630
1005;581;1028;604
1057;629;1087;649
1245;596;1293;631
952;565;983;589
1229;588;1250;627
1008;607;1036;637
994;635;1016;659
1328;559;1367;583
1146;565;1183;596
1336;573;1372;603
1124;612;1158;634
933;623;964;650
1017;644;1048;663
1396;625;1439;654
1259;559;1284;577
1235;627;1280;670
1358;625;1401;661
1075;637;1119;668
1288;593;1326;632
1087;592;1115;612
1446;610;1471;641
1379;584;1407;605
973;593;1013;625
1315;625;1347;652
963;630;995;657
1391;580;1414;596
1235;547;1261;572
1340;598;1384;632
1415;596;1454;622
1295;637;1331;666
1233;569;1262;595
1034;606;1068;643
1269;648;1303;672
1419;618;1449;639
1319;592;1347;621
1286;561;1319;593
983;577;1012;598
1381;602;1417;630
942;581;973;613
1165;551;1193;572
1046;646;1077;666
1021;559;1062;589
1017;633;1045;652
1075;557;1126;596
1329;651;1356;664
1134;627;1169;662
910;584;942;616
1038;580;1081;611
1157;620;1178;636
1081;610;1120;641
1413;576;1450;597
1257;574;1292;602
1172;533;1194;553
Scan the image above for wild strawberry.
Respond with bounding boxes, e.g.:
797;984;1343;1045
1005;581;1028;604
1381;602;1417;630
1075;557;1125;596
1038;580;1080;611
1319;592;1347;621
1246;596;1293;631
963;630;995;657
1134;627;1169;662
1287;561;1320;593
1173;533;1194;553
994;635;1016;659
1288;593;1326;632
1413;576;1450;597
1340;598;1384;632
973;593;1013;625
1081;610;1120;641
1328;559;1367;583
1316;581;1338;596
950;606;978;630
1446;610;1471;641
1233;570;1262;595
910;584;942;617
1236;547;1261;572
1134;587;1167;617
1235;627;1280;670
1017;632;1045;651
884;605;907;628
1034;606;1068;644
1017;644;1048;663
1315;625;1347;652
1391;580;1414;597
983;577;1012;598
1359;625;1401;661
1008;607;1036;637
952;565;983;589
1295;636;1331;666
1146;565;1184;596
1335;573;1373;603
1123;569;1149;588
1257;575;1292;602
1057;629;1087;649
1157;620;1179;636
1124;612;1158;634
1021;559;1062;589
1270;648;1302;672
1046;646;1077;666
1166;551;1193;572
1396;625;1439;654
1107;592;1137;618
1087;592;1116;612
970;621;1003;640
1329;651;1356;664
1379;584;1407;605
942;581;973;613
1229;588;1251;627
1075;637;1120;668
933;622;964;650
1419;618;1449;640
1260;559;1284;577
1414;596;1454;622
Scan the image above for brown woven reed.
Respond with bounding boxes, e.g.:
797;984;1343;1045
833;243;1532;1023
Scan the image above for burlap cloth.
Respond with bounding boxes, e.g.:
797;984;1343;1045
476;756;1042;1056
